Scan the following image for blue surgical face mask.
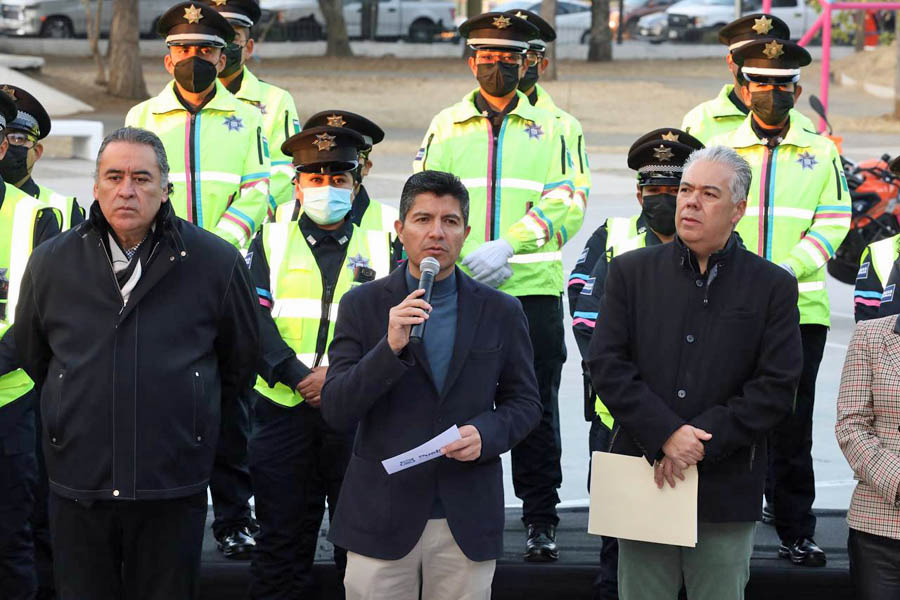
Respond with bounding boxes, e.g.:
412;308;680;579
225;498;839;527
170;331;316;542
301;185;352;225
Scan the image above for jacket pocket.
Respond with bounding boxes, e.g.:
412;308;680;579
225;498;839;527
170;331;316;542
45;368;65;446
191;368;207;445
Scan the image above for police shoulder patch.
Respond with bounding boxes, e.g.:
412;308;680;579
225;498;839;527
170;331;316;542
581;277;595;295
857;261;869;280
415;147;426;161
244;251;253;269
576;246;589;265
883;283;895;303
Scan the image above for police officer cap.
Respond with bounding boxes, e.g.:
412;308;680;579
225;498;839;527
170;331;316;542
200;0;261;29
282;126;367;174
627;128;704;187
503;9;556;52
157;2;235;48
718;14;790;51
733;37;811;84
889;155;900;176
0;89;16;134
0;85;50;140
303;110;384;150
458;12;539;52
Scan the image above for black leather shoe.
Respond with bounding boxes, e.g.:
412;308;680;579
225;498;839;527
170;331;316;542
761;503;775;525
524;524;559;562
778;538;826;567
216;526;256;560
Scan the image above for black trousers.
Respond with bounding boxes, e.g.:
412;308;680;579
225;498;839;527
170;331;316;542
849;528;900;600
209;391;253;538
248;394;352;600
588;419;619;600
511;294;565;527
31;395;54;599
766;323;826;543
48;492;208;600
0;402;37;600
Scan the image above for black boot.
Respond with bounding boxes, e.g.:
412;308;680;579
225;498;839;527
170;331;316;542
524;523;559;562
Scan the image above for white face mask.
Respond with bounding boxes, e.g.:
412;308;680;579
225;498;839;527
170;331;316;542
300;185;352;225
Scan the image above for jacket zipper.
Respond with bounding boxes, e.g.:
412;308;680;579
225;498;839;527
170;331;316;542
760;146;775;260
608;424;621;452
749;443;757;471
256;126;264;164
314;276;336;368
487;119;501;241
187;113;199;225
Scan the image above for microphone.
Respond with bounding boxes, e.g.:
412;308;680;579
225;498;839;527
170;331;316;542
409;256;440;343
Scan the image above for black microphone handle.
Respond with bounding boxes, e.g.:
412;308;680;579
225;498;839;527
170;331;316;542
409;271;436;343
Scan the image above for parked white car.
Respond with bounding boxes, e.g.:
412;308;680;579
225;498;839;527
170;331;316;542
488;0;592;44
0;0;171;38
262;0;456;42
664;0;813;41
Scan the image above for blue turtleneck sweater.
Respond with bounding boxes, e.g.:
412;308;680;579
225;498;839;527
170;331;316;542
405;266;457;393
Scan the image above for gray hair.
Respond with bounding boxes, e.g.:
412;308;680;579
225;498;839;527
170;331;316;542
682;145;752;204
94;126;170;190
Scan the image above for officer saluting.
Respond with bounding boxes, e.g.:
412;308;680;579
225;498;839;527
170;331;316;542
709;36;851;567
415;12;582;561
0;88;60;600
0;85;83;231
125;1;270;249
201;0;300;215
568;128;701;600
681;14;814;144
247;126;391;598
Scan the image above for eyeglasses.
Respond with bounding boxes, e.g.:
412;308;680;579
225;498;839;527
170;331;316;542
169;45;220;57
524;52;543;67
6;132;36;149
474;52;523;65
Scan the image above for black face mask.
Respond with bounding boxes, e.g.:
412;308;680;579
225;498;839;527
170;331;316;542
221;43;244;78
0;145;30;185
476;62;520;97
173;56;218;94
750;89;794;126
641;193;677;236
517;65;539;93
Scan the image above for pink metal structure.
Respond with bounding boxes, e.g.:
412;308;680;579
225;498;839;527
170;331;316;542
760;0;900;131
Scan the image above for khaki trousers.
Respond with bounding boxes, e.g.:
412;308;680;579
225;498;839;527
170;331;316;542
344;519;495;600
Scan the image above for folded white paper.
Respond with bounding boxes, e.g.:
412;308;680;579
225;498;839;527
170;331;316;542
588;451;698;547
381;426;461;474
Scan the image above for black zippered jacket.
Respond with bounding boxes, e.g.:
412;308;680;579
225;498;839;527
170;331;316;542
587;235;802;522
15;201;259;501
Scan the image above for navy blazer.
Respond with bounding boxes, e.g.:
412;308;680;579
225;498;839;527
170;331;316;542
321;264;541;562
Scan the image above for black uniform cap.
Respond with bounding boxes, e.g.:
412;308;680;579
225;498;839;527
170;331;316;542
200;0;261;29
303;111;384;150
157;2;235;48
732;37;811;84
889;155;900;176
718;14;790;51
0;85;50;139
503;9;555;52
282;126;367;174
0;89;16;134
458;12;539;52
627;128;704;187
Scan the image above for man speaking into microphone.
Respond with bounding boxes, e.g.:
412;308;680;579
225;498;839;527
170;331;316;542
321;170;541;600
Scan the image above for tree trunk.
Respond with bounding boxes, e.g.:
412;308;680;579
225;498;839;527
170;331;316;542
854;11;865;52
83;0;106;85
107;0;148;100
540;0;558;81
588;0;612;62
894;12;900;118
318;0;353;57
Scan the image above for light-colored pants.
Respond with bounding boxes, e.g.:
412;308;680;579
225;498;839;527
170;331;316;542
618;521;757;600
344;518;495;600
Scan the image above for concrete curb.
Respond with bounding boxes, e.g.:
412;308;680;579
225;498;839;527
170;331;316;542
838;71;895;100
0;65;92;115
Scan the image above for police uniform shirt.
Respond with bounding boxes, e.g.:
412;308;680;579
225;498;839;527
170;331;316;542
248;213;354;390
475;92;519;134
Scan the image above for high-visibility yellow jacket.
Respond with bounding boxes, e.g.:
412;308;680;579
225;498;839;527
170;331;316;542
125;79;270;249
414;89;584;297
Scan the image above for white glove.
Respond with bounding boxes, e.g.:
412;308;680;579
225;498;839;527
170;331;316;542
778;262;796;278
462;239;514;281
478;265;514;289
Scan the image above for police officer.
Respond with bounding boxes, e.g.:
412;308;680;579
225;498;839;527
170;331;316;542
247;126;391;599
415;12;583;561
0;85;84;231
854;232;900;322
0;89;60;600
568;128;702;600
503;9;591;208
681;14;815;144
125;1;270;250
709;37;851;567
201;0;300;215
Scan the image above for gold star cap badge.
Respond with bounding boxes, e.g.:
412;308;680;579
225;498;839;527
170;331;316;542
326;114;347;127
313;132;337;152
0;86;16;101
763;40;784;59
752;15;773;35
212;0;228;5
493;15;512;29
184;4;204;24
653;145;675;162
514;11;528;20
661;131;680;142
